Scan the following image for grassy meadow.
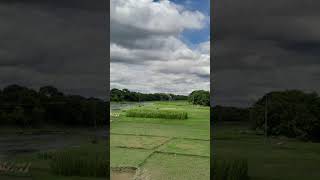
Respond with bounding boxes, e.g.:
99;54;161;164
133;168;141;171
110;101;210;180
214;122;320;180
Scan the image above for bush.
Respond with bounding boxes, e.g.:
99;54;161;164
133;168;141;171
213;158;249;180
50;149;108;177
126;108;188;120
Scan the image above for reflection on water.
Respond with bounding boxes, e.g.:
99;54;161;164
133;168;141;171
0;129;107;160
110;102;152;112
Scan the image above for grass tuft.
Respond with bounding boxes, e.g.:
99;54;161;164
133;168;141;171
49;148;108;177
213;158;249;180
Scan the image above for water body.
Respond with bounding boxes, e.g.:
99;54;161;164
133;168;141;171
0;102;150;160
110;101;153;112
0;128;107;160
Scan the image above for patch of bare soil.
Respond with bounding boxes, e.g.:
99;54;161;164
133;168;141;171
111;167;137;180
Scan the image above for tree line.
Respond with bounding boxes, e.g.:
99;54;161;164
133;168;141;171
213;90;320;141
0;85;107;127
111;88;188;102
111;88;210;106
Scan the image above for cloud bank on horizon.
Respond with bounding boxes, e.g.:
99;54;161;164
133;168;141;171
0;0;107;99
110;0;210;95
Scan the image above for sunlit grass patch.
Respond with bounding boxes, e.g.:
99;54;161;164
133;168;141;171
111;134;169;149
140;153;209;180
111;147;153;168
126;108;188;120
158;138;210;157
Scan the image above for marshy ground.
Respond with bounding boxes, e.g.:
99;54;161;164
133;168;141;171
0;128;108;180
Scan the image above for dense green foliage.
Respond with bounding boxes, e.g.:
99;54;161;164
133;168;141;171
50;149;108;177
126;108;188;120
0;84;107;127
110;88;187;102
212;158;249;180
252;90;320;141
214;90;320;141
188;90;210;106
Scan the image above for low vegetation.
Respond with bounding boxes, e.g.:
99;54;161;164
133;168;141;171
212;158;249;180
111;101;210;179
214;122;320;180
50;149;108;177
126;108;188;120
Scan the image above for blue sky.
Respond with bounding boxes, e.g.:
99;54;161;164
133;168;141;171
172;0;210;46
111;0;210;94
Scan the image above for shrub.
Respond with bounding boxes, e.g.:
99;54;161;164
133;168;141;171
212;158;249;180
126;108;188;120
50;149;108;177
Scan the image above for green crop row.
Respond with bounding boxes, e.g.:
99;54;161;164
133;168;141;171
49;149;108;177
126;108;188;120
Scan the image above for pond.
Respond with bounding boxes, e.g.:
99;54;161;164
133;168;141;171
110;101;153;112
0;128;107;160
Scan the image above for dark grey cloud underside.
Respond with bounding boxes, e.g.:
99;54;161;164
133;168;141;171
212;0;320;107
0;0;106;11
0;1;109;99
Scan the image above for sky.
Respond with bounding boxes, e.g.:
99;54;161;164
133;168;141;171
0;0;108;99
3;0;317;105
110;0;210;95
213;0;320;107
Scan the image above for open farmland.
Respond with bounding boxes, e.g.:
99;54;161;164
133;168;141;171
214;122;320;180
110;101;210;180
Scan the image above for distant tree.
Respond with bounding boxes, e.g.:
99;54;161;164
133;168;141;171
39;86;63;97
188;90;210;106
0;84;107;127
110;88;124;102
252;90;320;141
110;88;188;102
2;84;39;105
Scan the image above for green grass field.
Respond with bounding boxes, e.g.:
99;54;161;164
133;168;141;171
0;129;108;180
214;122;320;180
110;101;210;180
